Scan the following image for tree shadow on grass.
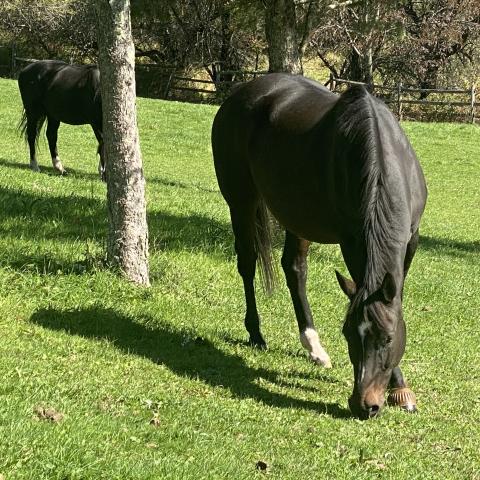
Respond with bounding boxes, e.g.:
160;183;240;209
0;157;100;181
29;307;351;419
0;185;232;256
148;175;219;194
419;235;480;256
0;251;105;276
148;209;232;257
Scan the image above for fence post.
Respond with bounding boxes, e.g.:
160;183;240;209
164;72;174;99
329;72;336;91
397;82;403;121
470;84;476;124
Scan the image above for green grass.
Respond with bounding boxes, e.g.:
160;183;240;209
0;77;479;480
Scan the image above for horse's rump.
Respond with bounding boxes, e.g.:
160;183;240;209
213;74;426;247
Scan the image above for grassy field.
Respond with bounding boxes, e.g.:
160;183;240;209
0;77;479;480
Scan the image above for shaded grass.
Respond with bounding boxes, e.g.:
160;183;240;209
0;78;479;479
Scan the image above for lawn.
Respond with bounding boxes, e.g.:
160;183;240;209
0;77;479;480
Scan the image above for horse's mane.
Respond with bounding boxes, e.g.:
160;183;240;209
336;86;399;296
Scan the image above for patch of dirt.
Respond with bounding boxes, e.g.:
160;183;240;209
33;406;64;422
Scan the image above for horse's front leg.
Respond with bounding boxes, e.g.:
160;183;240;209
388;367;417;412
282;231;331;367
388;229;420;412
46;117;66;175
93;127;106;182
97;142;106;182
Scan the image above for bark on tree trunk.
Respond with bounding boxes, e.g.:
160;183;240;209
95;0;150;286
265;0;303;74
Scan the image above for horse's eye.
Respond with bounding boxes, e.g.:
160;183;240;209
384;335;393;346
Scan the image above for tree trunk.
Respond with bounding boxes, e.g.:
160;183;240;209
264;0;302;74
95;0;150;286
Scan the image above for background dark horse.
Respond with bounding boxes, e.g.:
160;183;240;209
212;74;427;419
18;60;103;178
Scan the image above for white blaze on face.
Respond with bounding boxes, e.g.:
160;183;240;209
300;328;332;368
358;319;372;341
357;319;372;382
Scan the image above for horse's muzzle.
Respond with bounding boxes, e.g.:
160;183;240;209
348;389;386;420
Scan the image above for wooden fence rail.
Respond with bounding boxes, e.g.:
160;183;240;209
3;51;477;123
331;77;477;123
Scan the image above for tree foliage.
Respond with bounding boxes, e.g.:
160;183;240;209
0;0;478;88
312;0;480;87
0;0;96;61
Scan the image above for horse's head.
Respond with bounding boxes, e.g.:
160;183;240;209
336;270;406;419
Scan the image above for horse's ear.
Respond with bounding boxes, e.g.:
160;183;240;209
335;270;356;299
379;272;397;303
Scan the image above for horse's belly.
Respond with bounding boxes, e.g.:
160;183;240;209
252;165;343;243
248;128;350;244
44;91;93;125
265;194;342;243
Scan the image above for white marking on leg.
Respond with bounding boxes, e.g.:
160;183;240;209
52;156;65;174
98;159;105;181
300;327;332;368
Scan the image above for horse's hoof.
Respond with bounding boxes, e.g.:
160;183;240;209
30;164;40;172
310;352;332;368
248;336;267;350
388;387;417;413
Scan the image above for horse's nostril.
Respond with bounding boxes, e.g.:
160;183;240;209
368;405;380;418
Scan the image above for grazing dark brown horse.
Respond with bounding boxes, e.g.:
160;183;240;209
212;74;427;419
18;60;104;179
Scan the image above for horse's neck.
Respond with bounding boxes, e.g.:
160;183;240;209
362;239;405;295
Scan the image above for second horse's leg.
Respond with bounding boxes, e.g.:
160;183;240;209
46;117;65;174
282;230;331;367
92;126;105;181
26;114;40;172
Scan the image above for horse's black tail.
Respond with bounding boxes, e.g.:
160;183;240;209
254;198;278;294
18;109;46;146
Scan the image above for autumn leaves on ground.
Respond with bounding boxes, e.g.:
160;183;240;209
0;78;479;479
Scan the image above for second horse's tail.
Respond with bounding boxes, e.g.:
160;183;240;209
18;109;46;146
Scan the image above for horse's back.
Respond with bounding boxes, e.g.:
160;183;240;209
18;60;68;81
18;60;101;126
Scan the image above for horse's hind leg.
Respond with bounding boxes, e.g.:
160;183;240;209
26;114;40;172
281;230;332;367
230;204;266;348
46;117;65;174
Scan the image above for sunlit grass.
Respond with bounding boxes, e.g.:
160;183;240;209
0;77;479;479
